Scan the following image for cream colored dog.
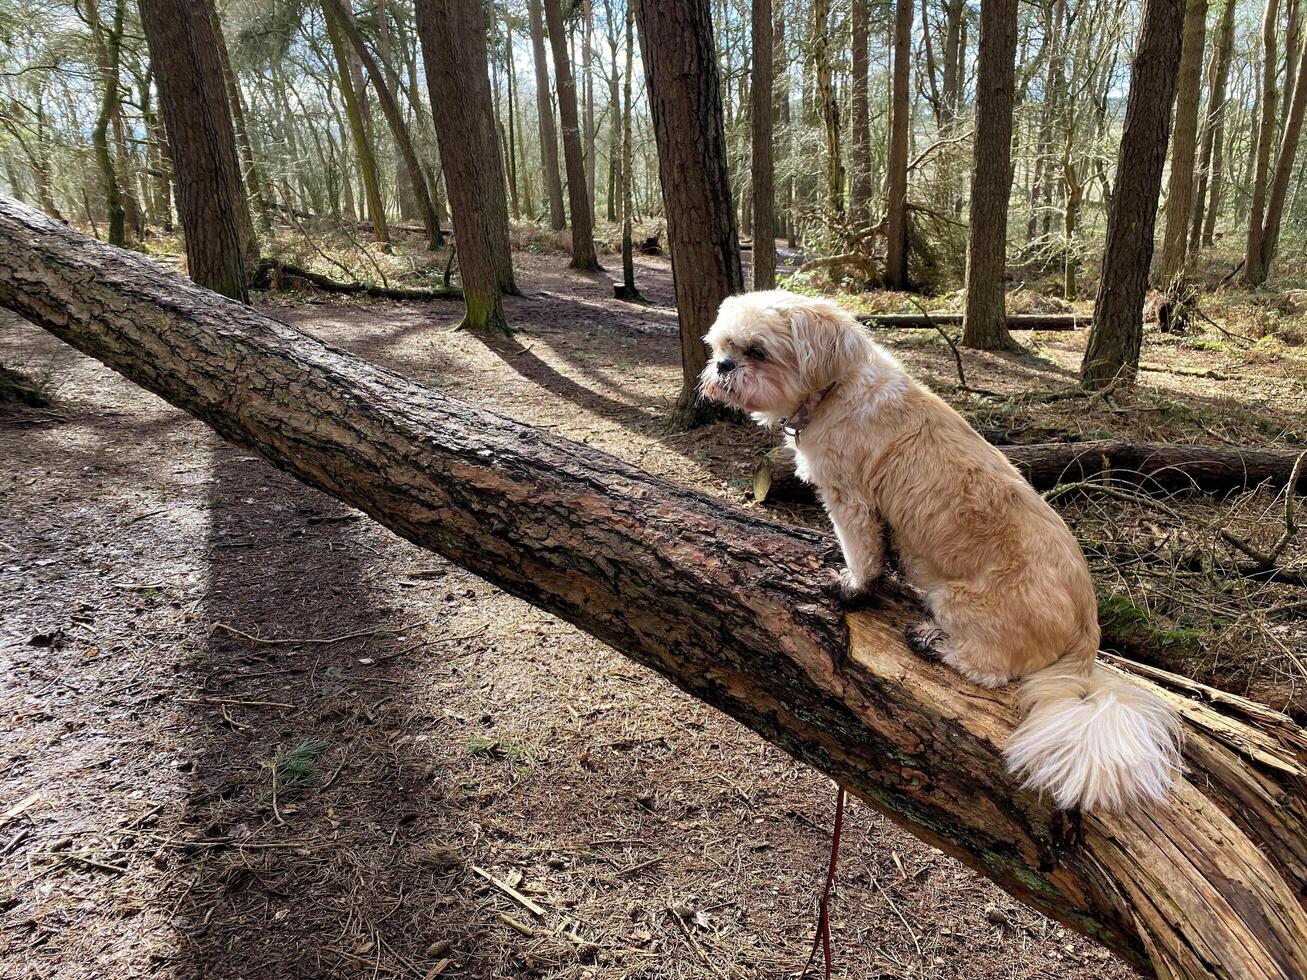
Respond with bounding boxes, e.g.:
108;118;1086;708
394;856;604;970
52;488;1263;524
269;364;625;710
700;290;1181;812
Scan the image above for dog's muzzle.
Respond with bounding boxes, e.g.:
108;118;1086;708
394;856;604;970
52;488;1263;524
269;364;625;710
716;357;737;376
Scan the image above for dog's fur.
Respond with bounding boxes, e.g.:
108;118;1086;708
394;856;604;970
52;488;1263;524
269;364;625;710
701;290;1181;812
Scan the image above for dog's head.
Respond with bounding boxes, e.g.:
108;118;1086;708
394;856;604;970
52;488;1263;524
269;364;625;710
699;290;873;421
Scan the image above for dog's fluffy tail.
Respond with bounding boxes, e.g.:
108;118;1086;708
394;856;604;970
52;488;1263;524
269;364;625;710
1005;658;1182;812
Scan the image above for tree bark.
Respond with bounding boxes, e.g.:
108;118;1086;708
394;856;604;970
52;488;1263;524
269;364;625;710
883;0;913;290
633;0;743;428
1253;25;1307;282
413;0;516;333
1157;0;1209;282
962;0;1020;352
323;1;390;251
545;0;601;270
1190;0;1237;252
87;0;128;247
324;0;445;251
139;0;251;302
751;0;776;290
527;0;566;231
2;196;1305;980
1081;0;1184;390
752;440;1307;504
1243;0;1281;286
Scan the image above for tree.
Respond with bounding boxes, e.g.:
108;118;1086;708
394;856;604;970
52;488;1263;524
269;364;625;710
848;0;873;228
324;0;445;251
209;0;273;237
962;0;1021;352
544;0;600;270
527;0;566;231
613;2;643;302
1250;24;1307;283
751;0;776;290
1082;0;1185;390
1157;0;1209;282
139;0;251;301
812;0;842;215
413;0;516;333
4;197;1306;980
1190;0;1237;251
85;0;128;247
322;0;390;250
1244;0;1281;284
883;0;913;290
634;0;743;428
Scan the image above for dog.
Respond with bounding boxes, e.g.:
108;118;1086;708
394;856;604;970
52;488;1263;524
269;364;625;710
700;290;1181;812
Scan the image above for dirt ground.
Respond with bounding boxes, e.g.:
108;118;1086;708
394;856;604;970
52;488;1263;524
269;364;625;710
2;246;1303;979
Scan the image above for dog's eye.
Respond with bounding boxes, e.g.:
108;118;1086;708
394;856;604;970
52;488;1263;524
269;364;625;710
744;345;766;361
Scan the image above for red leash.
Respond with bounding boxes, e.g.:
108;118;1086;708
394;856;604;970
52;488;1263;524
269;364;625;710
802;785;846;980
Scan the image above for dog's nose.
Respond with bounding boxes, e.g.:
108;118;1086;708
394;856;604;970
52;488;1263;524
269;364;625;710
717;357;737;375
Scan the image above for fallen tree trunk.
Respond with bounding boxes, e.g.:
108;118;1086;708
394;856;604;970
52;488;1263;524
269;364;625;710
754;441;1307;504
856;312;1085;330
250;258;462;301
1;198;1304;979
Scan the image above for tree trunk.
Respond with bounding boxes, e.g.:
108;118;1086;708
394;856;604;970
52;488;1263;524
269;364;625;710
2;197;1305;980
1243;0;1281;285
1253;25;1307;282
634;0;743;428
88;0;128;247
962;0;1020;352
1157;0;1209;282
209;0;273;238
414;0;516;333
583;0;596;219
1190;0;1237;252
614;3;642;302
751;0;776;290
849;0;873;229
812;0;843;216
323;1;390;251
139;0;251;302
752;440;1307;504
883;0;913;290
324;0;445;251
527;0;566;231
1081;0;1184;390
544;0;600;270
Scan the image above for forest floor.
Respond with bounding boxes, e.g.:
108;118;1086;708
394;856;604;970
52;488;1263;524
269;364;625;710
2;235;1306;979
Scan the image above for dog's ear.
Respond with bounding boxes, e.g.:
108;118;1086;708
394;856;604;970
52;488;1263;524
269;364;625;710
788;301;868;388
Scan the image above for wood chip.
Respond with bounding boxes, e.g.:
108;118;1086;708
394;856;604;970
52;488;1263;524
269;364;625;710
472;865;546;917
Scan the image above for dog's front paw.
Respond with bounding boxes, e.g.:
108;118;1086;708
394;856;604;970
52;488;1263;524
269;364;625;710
905;620;949;657
829;568;881;609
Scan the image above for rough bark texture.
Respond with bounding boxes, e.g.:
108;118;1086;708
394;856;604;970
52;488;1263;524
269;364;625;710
750;0;776;290
752;440;1307;505
1157;0;1209;282
413;0;516;333
2;197;1305;979
633;0;743;428
325;0;443;251
527;0;566;231
545;0;600;270
1081;0;1184;389
139;0;251;302
883;0;913;290
961;0;1020;352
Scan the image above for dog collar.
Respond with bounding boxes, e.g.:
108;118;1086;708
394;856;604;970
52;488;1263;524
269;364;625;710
782;383;837;443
